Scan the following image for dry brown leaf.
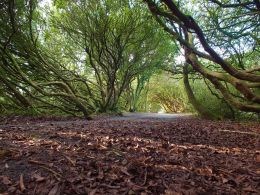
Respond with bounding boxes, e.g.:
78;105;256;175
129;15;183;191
1;116;260;194
165;190;182;195
20;174;26;192
128;190;135;195
97;167;104;179
195;167;213;176
243;186;258;193
120;167;132;176
32;173;45;182
4;163;9;169
48;183;60;195
2;176;12;185
222;178;228;183
122;159;128;165
89;188;97;195
8;186;16;193
0;149;8;159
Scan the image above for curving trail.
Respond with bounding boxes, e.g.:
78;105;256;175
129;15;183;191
110;112;193;120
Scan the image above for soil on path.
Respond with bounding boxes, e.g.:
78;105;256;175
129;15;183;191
0;115;259;194
110;112;193;120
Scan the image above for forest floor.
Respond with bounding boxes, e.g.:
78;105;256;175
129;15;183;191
0;114;259;195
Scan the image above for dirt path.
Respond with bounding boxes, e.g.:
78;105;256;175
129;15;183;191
110;112;193;120
0;116;259;194
0;113;192;129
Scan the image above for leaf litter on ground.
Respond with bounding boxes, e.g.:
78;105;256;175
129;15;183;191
0;116;259;194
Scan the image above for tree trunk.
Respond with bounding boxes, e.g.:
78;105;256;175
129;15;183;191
183;64;217;119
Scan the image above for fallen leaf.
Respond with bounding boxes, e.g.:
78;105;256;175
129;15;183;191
89;188;97;195
32;173;45;182
0;149;8;159
97;167;104;179
2;176;12;185
128;190;135;195
120;167;132;176
165;189;181;195
8;186;16;193
195;167;213;176
48;183;60;195
20;174;26;192
1;116;259;194
122;159;128;165
4;163;9;169
222;178;228;183
243;186;258;193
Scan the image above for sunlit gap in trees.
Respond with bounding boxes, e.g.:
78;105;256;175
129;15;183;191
39;0;52;8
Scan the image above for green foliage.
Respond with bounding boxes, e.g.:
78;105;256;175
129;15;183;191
147;75;189;113
49;0;174;112
128;73;191;113
145;0;260;114
0;0;174;116
190;80;235;119
0;0;259;120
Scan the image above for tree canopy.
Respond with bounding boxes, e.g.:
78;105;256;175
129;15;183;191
144;0;260;113
0;0;259;118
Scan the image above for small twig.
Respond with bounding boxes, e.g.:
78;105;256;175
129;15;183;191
162;180;169;189
28;160;61;181
142;167;147;186
39;165;61;181
28;159;50;166
33;184;37;195
86;155;95;159
62;154;76;166
217;168;236;178
99;184;121;189
112;150;123;157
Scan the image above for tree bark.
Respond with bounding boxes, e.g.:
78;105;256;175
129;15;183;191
183;64;217;119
